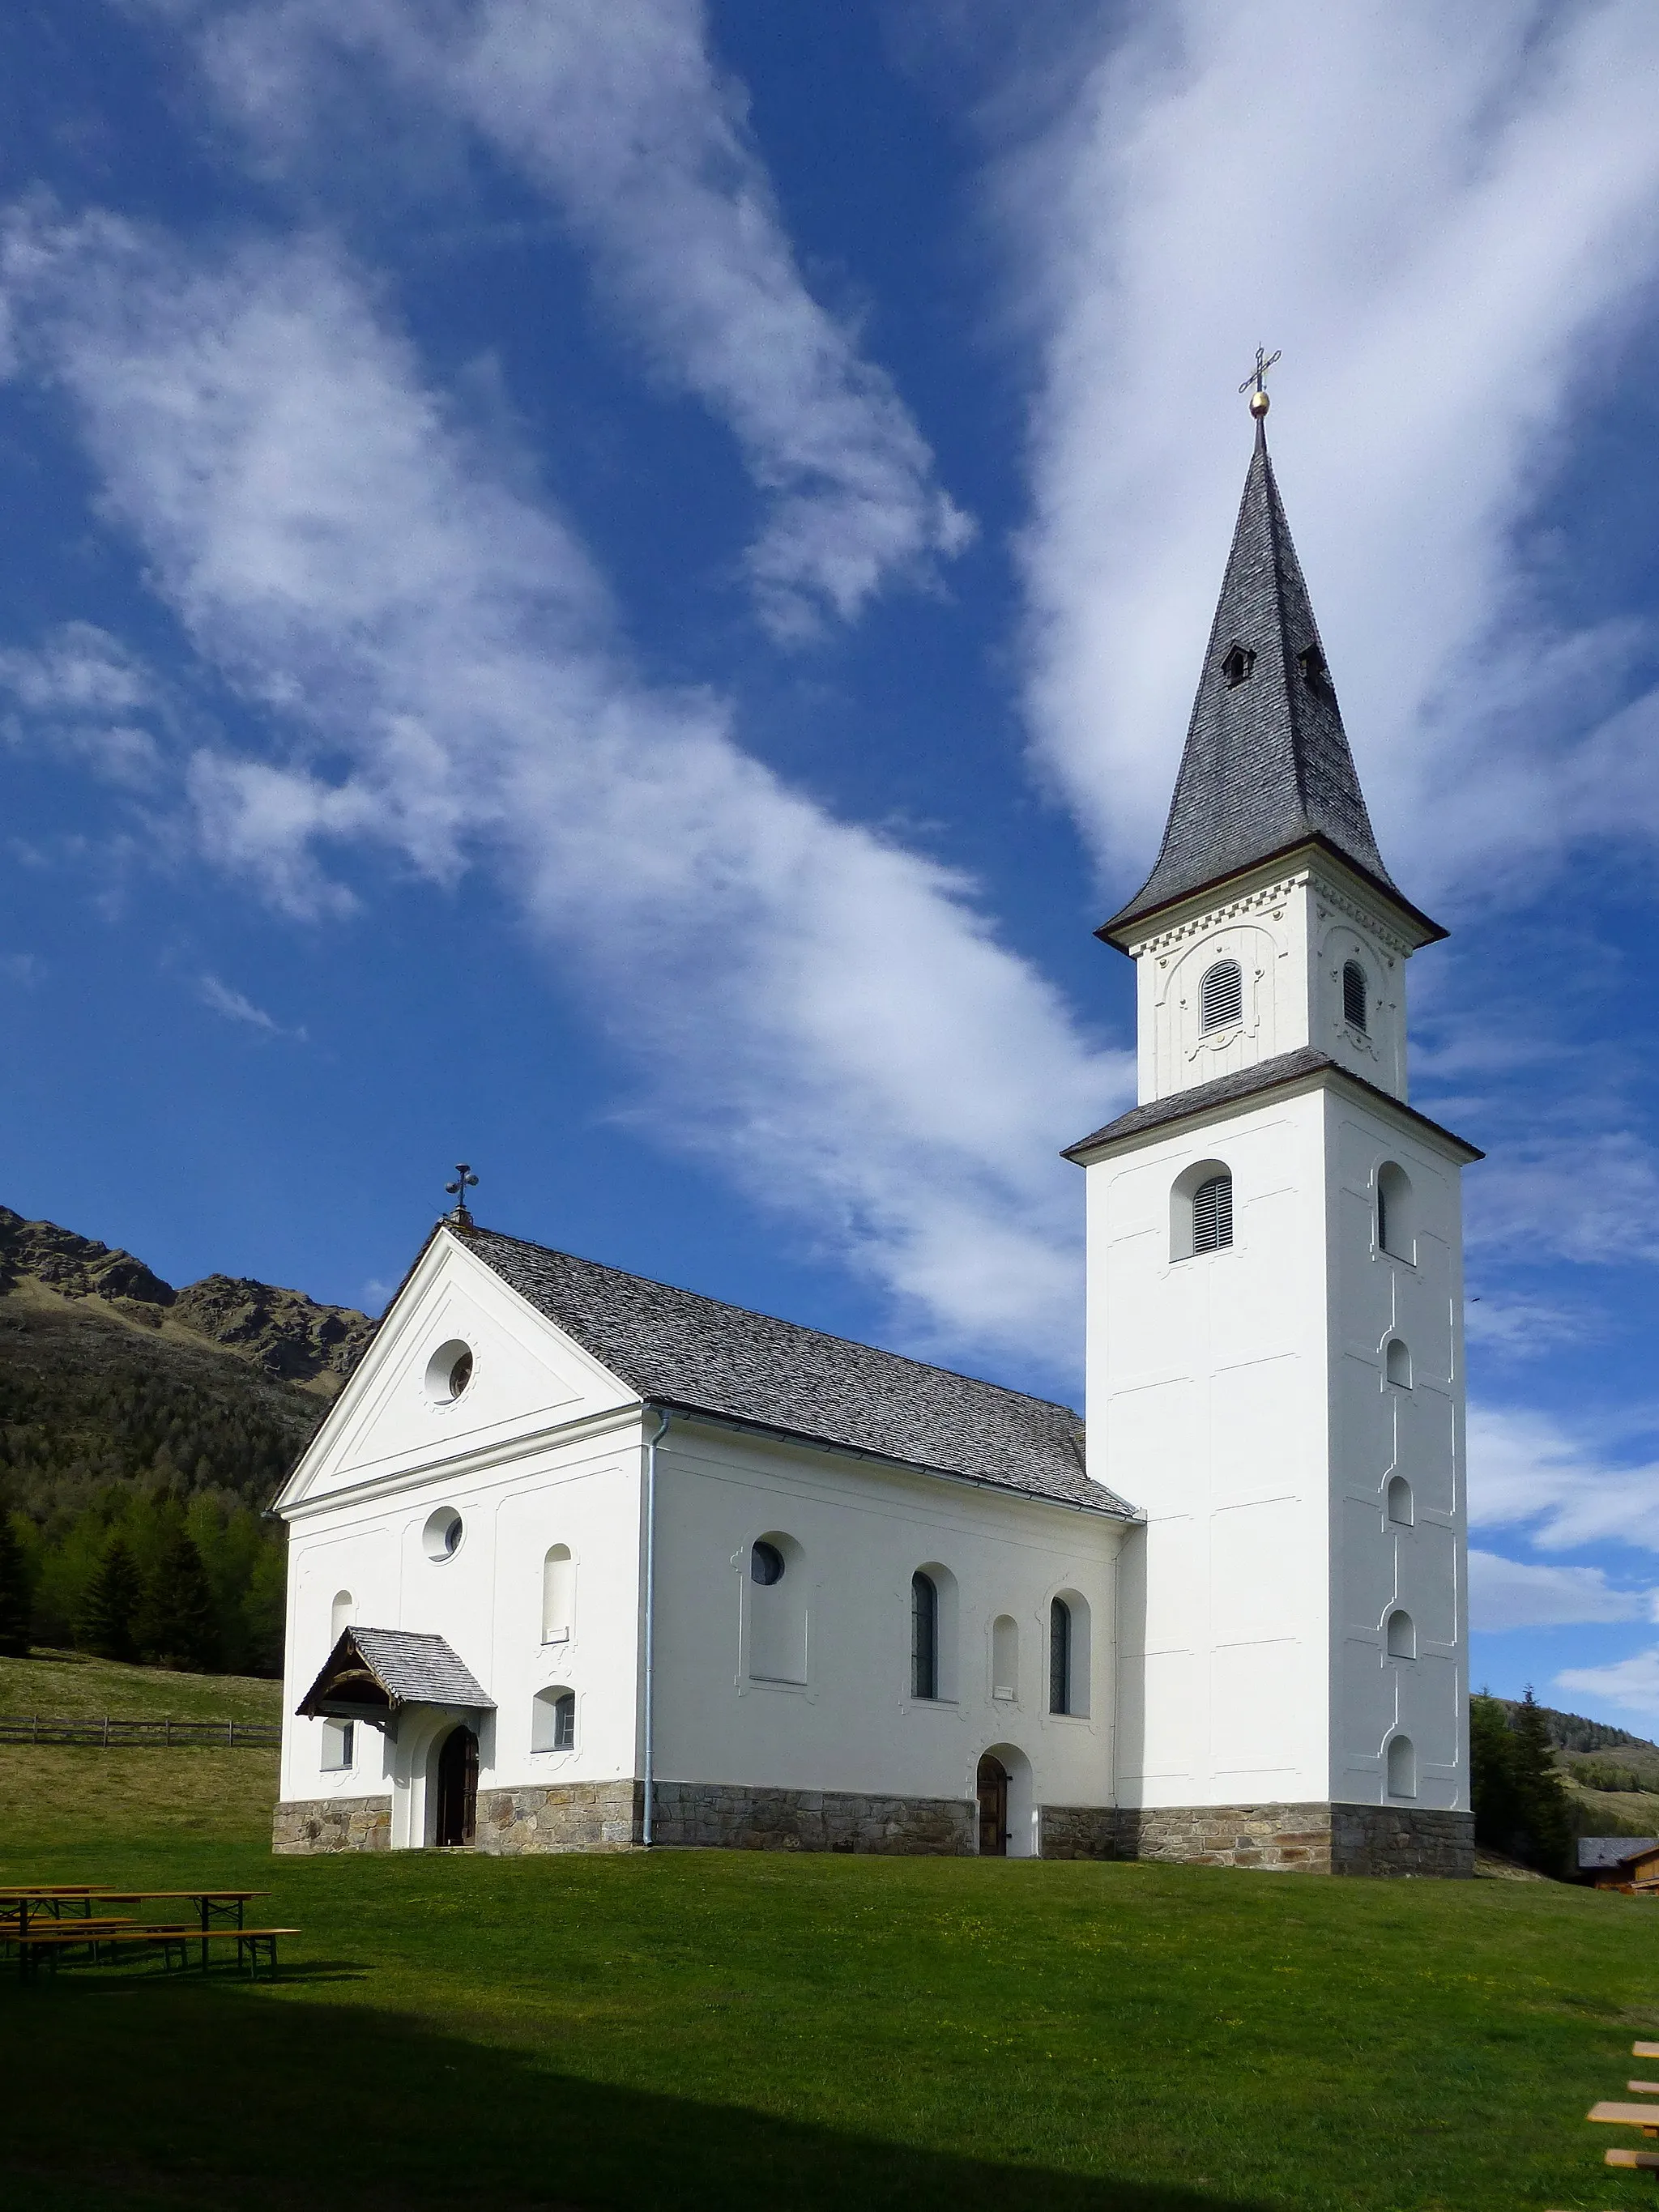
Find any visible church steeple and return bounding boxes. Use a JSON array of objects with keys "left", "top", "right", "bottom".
[{"left": 1100, "top": 407, "right": 1441, "bottom": 948}]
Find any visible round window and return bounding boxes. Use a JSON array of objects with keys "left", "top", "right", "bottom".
[
  {"left": 750, "top": 1540, "right": 785, "bottom": 1586},
  {"left": 424, "top": 1338, "right": 475, "bottom": 1404},
  {"left": 423, "top": 1507, "right": 463, "bottom": 1561}
]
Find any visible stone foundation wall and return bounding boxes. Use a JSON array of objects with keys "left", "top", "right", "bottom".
[
  {"left": 478, "top": 1780, "right": 642, "bottom": 1854},
  {"left": 1330, "top": 1804, "right": 1474, "bottom": 1877},
  {"left": 647, "top": 1780, "right": 975, "bottom": 1855},
  {"left": 1120, "top": 1801, "right": 1473, "bottom": 1877},
  {"left": 272, "top": 1795, "right": 391, "bottom": 1855},
  {"left": 1038, "top": 1805, "right": 1121, "bottom": 1860}
]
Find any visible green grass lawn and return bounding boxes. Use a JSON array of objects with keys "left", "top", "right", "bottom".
[{"left": 3, "top": 1722, "right": 1657, "bottom": 2212}]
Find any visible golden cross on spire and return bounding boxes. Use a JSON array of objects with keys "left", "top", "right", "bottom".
[{"left": 1239, "top": 346, "right": 1281, "bottom": 419}]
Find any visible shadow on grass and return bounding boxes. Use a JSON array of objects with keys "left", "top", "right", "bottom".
[{"left": 0, "top": 1977, "right": 1272, "bottom": 2212}]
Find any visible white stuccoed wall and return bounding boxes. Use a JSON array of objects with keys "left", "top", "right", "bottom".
[
  {"left": 1087, "top": 1076, "right": 1469, "bottom": 1813},
  {"left": 277, "top": 1230, "right": 1125, "bottom": 1850},
  {"left": 651, "top": 1420, "right": 1121, "bottom": 1852},
  {"left": 1132, "top": 852, "right": 1420, "bottom": 1106}
]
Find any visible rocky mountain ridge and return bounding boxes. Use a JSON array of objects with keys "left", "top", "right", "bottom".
[{"left": 0, "top": 1205, "right": 375, "bottom": 1393}]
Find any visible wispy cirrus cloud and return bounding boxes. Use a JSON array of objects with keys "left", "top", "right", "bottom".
[
  {"left": 163, "top": 0, "right": 971, "bottom": 638},
  {"left": 1469, "top": 1400, "right": 1659, "bottom": 1556},
  {"left": 0, "top": 207, "right": 1124, "bottom": 1371},
  {"left": 0, "top": 620, "right": 165, "bottom": 786},
  {"left": 198, "top": 973, "right": 301, "bottom": 1038},
  {"left": 1466, "top": 1128, "right": 1659, "bottom": 1271},
  {"left": 993, "top": 0, "right": 1659, "bottom": 909},
  {"left": 1469, "top": 1547, "right": 1657, "bottom": 1634}
]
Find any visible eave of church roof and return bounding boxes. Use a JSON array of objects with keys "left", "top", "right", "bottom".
[
  {"left": 1099, "top": 421, "right": 1444, "bottom": 948},
  {"left": 455, "top": 1225, "right": 1135, "bottom": 1520},
  {"left": 1061, "top": 1044, "right": 1483, "bottom": 1164}
]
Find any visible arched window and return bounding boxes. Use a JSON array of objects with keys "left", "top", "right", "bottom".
[
  {"left": 1376, "top": 1162, "right": 1414, "bottom": 1263},
  {"left": 541, "top": 1545, "right": 574, "bottom": 1644},
  {"left": 1342, "top": 959, "right": 1367, "bottom": 1032},
  {"left": 911, "top": 1572, "right": 939, "bottom": 1700},
  {"left": 991, "top": 1614, "right": 1018, "bottom": 1701},
  {"left": 1386, "top": 1476, "right": 1414, "bottom": 1527},
  {"left": 1386, "top": 1733, "right": 1417, "bottom": 1799},
  {"left": 531, "top": 1687, "right": 576, "bottom": 1753},
  {"left": 748, "top": 1532, "right": 806, "bottom": 1686},
  {"left": 1200, "top": 959, "right": 1243, "bottom": 1033},
  {"left": 1049, "top": 1598, "right": 1073, "bottom": 1715},
  {"left": 1385, "top": 1338, "right": 1413, "bottom": 1390},
  {"left": 1386, "top": 1608, "right": 1416, "bottom": 1660},
  {"left": 330, "top": 1589, "right": 353, "bottom": 1641},
  {"left": 1193, "top": 1173, "right": 1234, "bottom": 1254}
]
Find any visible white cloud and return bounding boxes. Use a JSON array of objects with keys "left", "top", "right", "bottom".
[
  {"left": 198, "top": 973, "right": 297, "bottom": 1036},
  {"left": 1557, "top": 1647, "right": 1659, "bottom": 1733},
  {"left": 176, "top": 0, "right": 970, "bottom": 637},
  {"left": 0, "top": 620, "right": 164, "bottom": 786},
  {"left": 1463, "top": 1291, "right": 1587, "bottom": 1358},
  {"left": 1469, "top": 1400, "right": 1659, "bottom": 1555},
  {"left": 0, "top": 208, "right": 1126, "bottom": 1370},
  {"left": 1465, "top": 1128, "right": 1659, "bottom": 1269},
  {"left": 1469, "top": 1547, "right": 1655, "bottom": 1633},
  {"left": 996, "top": 1, "right": 1659, "bottom": 906}
]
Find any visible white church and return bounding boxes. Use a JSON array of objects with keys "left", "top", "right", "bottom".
[{"left": 274, "top": 398, "right": 1478, "bottom": 1877}]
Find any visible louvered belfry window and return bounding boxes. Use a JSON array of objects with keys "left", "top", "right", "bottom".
[
  {"left": 1200, "top": 959, "right": 1243, "bottom": 1033},
  {"left": 1192, "top": 1172, "right": 1233, "bottom": 1254},
  {"left": 1342, "top": 959, "right": 1367, "bottom": 1032}
]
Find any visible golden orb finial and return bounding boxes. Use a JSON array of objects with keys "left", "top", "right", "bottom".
[{"left": 1239, "top": 345, "right": 1281, "bottom": 420}]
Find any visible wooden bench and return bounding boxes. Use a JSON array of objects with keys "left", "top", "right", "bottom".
[
  {"left": 1606, "top": 2147, "right": 1659, "bottom": 2172},
  {"left": 1586, "top": 2101, "right": 1659, "bottom": 2136},
  {"left": 15, "top": 1925, "right": 297, "bottom": 1980}
]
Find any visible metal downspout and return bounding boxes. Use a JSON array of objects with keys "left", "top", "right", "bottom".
[{"left": 642, "top": 1404, "right": 671, "bottom": 1846}]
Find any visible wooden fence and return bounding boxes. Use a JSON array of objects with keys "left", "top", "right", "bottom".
[{"left": 0, "top": 1715, "right": 281, "bottom": 1748}]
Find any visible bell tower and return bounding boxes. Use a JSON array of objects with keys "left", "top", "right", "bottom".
[{"left": 1068, "top": 375, "right": 1479, "bottom": 1876}]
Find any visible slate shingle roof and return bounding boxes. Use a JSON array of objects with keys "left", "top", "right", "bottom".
[
  {"left": 1102, "top": 423, "right": 1440, "bottom": 945},
  {"left": 460, "top": 1226, "right": 1134, "bottom": 1519},
  {"left": 297, "top": 1626, "right": 495, "bottom": 1716},
  {"left": 1061, "top": 1046, "right": 1483, "bottom": 1162},
  {"left": 1577, "top": 1836, "right": 1657, "bottom": 1873}
]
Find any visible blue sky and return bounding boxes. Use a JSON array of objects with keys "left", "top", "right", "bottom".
[{"left": 2, "top": 1, "right": 1657, "bottom": 1725}]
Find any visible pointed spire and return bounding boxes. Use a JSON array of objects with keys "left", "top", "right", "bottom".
[{"left": 1101, "top": 403, "right": 1439, "bottom": 946}]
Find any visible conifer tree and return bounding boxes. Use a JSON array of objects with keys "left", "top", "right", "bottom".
[
  {"left": 79, "top": 1533, "right": 143, "bottom": 1663},
  {"left": 135, "top": 1527, "right": 221, "bottom": 1673},
  {"left": 0, "top": 1502, "right": 31, "bottom": 1657},
  {"left": 1469, "top": 1689, "right": 1520, "bottom": 1852},
  {"left": 1508, "top": 1687, "right": 1574, "bottom": 1877}
]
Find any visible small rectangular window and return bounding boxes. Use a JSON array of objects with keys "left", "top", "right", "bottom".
[{"left": 320, "top": 1718, "right": 355, "bottom": 1772}]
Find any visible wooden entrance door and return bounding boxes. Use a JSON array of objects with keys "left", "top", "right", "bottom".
[
  {"left": 976, "top": 1753, "right": 1009, "bottom": 1857},
  {"left": 434, "top": 1725, "right": 479, "bottom": 1847}
]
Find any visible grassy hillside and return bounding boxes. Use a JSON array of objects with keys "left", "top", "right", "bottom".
[
  {"left": 0, "top": 1200, "right": 377, "bottom": 1669},
  {"left": 0, "top": 1646, "right": 284, "bottom": 1724},
  {"left": 2, "top": 1716, "right": 1659, "bottom": 2212},
  {"left": 1506, "top": 1700, "right": 1659, "bottom": 1841}
]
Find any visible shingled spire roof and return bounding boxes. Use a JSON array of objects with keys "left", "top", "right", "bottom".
[{"left": 1100, "top": 418, "right": 1441, "bottom": 946}]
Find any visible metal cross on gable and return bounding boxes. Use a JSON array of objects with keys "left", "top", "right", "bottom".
[
  {"left": 1239, "top": 346, "right": 1282, "bottom": 416},
  {"left": 445, "top": 1163, "right": 479, "bottom": 1222}
]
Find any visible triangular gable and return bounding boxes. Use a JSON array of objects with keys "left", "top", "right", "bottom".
[{"left": 276, "top": 1225, "right": 638, "bottom": 1510}]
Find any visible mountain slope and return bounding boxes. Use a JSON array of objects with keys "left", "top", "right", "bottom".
[{"left": 0, "top": 1204, "right": 374, "bottom": 1390}]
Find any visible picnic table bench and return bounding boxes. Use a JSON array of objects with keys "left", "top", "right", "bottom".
[
  {"left": 1, "top": 1886, "right": 264, "bottom": 1937},
  {"left": 15, "top": 1924, "right": 297, "bottom": 1980}
]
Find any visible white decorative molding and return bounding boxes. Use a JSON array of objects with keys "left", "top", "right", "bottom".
[
  {"left": 1308, "top": 870, "right": 1414, "bottom": 960},
  {"left": 1139, "top": 875, "right": 1304, "bottom": 960}
]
